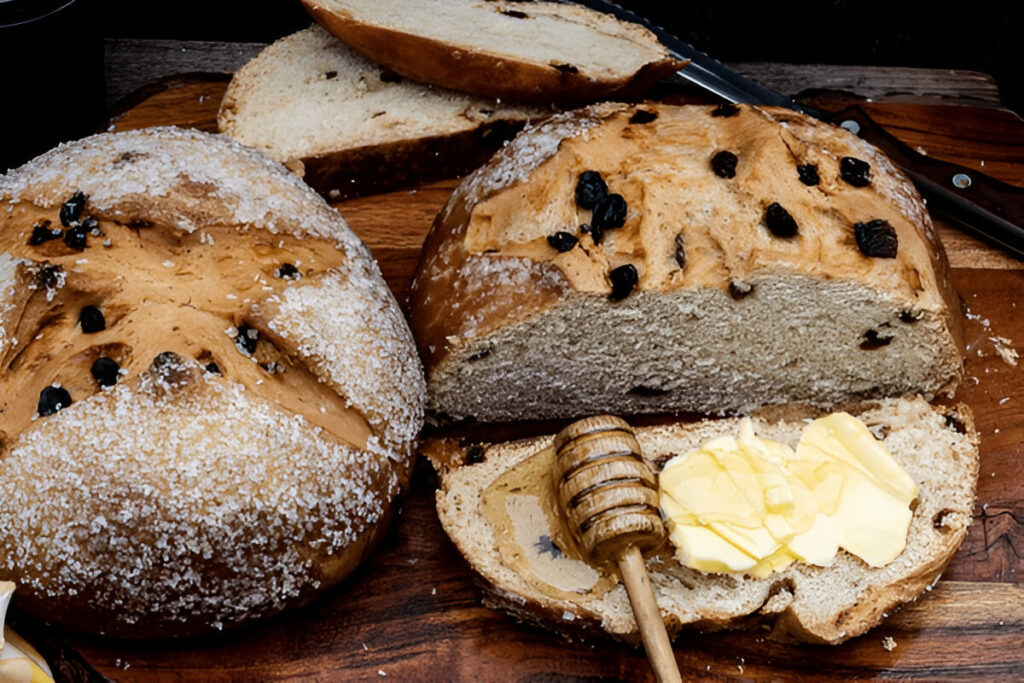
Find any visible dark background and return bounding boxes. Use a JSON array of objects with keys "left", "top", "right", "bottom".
[
  {"left": 98, "top": 0, "right": 1024, "bottom": 115},
  {"left": 2, "top": 0, "right": 1022, "bottom": 171}
]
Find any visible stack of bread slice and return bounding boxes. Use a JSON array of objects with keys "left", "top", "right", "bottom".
[{"left": 218, "top": 0, "right": 681, "bottom": 197}]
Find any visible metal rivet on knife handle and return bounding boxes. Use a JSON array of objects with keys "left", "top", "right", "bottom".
[{"left": 953, "top": 173, "right": 973, "bottom": 189}]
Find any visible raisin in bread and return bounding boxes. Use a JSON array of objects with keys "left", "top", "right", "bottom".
[
  {"left": 218, "top": 25, "right": 549, "bottom": 199},
  {"left": 0, "top": 127, "right": 425, "bottom": 637},
  {"left": 409, "top": 103, "right": 965, "bottom": 423},
  {"left": 300, "top": 0, "right": 683, "bottom": 104},
  {"left": 427, "top": 398, "right": 979, "bottom": 644}
]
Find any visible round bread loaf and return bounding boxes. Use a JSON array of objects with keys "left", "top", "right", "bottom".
[
  {"left": 0, "top": 127, "right": 425, "bottom": 637},
  {"left": 410, "top": 103, "right": 965, "bottom": 422}
]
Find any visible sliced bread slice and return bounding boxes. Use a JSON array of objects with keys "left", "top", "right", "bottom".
[
  {"left": 217, "top": 26, "right": 549, "bottom": 198},
  {"left": 300, "top": 0, "right": 684, "bottom": 104},
  {"left": 428, "top": 397, "right": 979, "bottom": 644}
]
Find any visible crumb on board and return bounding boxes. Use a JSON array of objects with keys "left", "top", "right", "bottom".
[
  {"left": 990, "top": 336, "right": 1019, "bottom": 366},
  {"left": 882, "top": 636, "right": 897, "bottom": 651}
]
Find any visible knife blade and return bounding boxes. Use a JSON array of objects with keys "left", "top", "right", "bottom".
[{"left": 575, "top": 0, "right": 1024, "bottom": 259}]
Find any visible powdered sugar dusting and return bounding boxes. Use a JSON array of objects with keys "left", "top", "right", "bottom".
[
  {"left": 0, "top": 364, "right": 397, "bottom": 633},
  {"left": 0, "top": 253, "right": 24, "bottom": 355},
  {"left": 1, "top": 127, "right": 361, "bottom": 251},
  {"left": 266, "top": 269, "right": 425, "bottom": 457},
  {"left": 451, "top": 102, "right": 622, "bottom": 213}
]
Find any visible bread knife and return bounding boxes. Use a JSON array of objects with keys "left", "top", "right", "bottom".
[{"left": 575, "top": 0, "right": 1024, "bottom": 259}]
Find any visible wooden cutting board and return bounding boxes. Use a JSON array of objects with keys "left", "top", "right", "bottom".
[{"left": 35, "top": 77, "right": 1024, "bottom": 680}]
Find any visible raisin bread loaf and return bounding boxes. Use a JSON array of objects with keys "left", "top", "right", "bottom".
[
  {"left": 0, "top": 128, "right": 425, "bottom": 637},
  {"left": 300, "top": 0, "right": 684, "bottom": 104},
  {"left": 428, "top": 398, "right": 979, "bottom": 644},
  {"left": 409, "top": 103, "right": 965, "bottom": 423},
  {"left": 218, "top": 25, "right": 549, "bottom": 199}
]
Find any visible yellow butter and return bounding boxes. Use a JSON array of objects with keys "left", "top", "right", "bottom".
[
  {"left": 1, "top": 583, "right": 54, "bottom": 683},
  {"left": 659, "top": 413, "right": 919, "bottom": 578}
]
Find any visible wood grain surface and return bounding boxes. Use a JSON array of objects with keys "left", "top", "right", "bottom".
[{"left": 29, "top": 72, "right": 1024, "bottom": 680}]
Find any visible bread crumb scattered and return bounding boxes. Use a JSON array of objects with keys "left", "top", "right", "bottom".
[
  {"left": 882, "top": 636, "right": 897, "bottom": 651},
  {"left": 990, "top": 336, "right": 1018, "bottom": 366},
  {"left": 378, "top": 670, "right": 387, "bottom": 677}
]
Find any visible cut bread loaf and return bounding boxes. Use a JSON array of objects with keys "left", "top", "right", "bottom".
[
  {"left": 300, "top": 0, "right": 684, "bottom": 104},
  {"left": 428, "top": 397, "right": 979, "bottom": 644},
  {"left": 409, "top": 103, "right": 965, "bottom": 423},
  {"left": 218, "top": 26, "right": 548, "bottom": 198},
  {"left": 0, "top": 127, "right": 425, "bottom": 637}
]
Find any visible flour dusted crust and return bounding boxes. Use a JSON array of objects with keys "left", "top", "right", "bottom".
[
  {"left": 0, "top": 128, "right": 425, "bottom": 637},
  {"left": 410, "top": 103, "right": 965, "bottom": 421},
  {"left": 301, "top": 0, "right": 684, "bottom": 104},
  {"left": 430, "top": 398, "right": 979, "bottom": 644}
]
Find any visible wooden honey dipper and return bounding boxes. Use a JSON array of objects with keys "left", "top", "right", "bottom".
[{"left": 552, "top": 415, "right": 681, "bottom": 683}]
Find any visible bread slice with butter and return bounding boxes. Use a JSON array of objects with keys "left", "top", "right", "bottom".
[
  {"left": 426, "top": 397, "right": 978, "bottom": 644},
  {"left": 218, "top": 25, "right": 549, "bottom": 199}
]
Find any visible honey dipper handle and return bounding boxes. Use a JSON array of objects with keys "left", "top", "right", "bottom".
[{"left": 617, "top": 546, "right": 682, "bottom": 683}]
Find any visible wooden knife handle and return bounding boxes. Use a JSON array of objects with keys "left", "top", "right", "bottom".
[{"left": 824, "top": 105, "right": 1024, "bottom": 259}]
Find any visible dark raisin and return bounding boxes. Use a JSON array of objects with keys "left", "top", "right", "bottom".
[
  {"left": 591, "top": 193, "right": 627, "bottom": 231},
  {"left": 608, "top": 264, "right": 639, "bottom": 301},
  {"left": 379, "top": 70, "right": 402, "bottom": 83},
  {"left": 653, "top": 453, "right": 678, "bottom": 470},
  {"left": 323, "top": 70, "right": 338, "bottom": 80},
  {"left": 932, "top": 508, "right": 956, "bottom": 530},
  {"left": 728, "top": 280, "right": 754, "bottom": 300},
  {"left": 235, "top": 324, "right": 259, "bottom": 355},
  {"left": 547, "top": 231, "right": 578, "bottom": 253},
  {"left": 553, "top": 63, "right": 578, "bottom": 74},
  {"left": 764, "top": 202, "right": 798, "bottom": 238},
  {"left": 533, "top": 535, "right": 563, "bottom": 559},
  {"left": 63, "top": 225, "right": 88, "bottom": 250},
  {"left": 944, "top": 410, "right": 968, "bottom": 434},
  {"left": 575, "top": 171, "right": 607, "bottom": 209},
  {"left": 899, "top": 309, "right": 921, "bottom": 323},
  {"left": 91, "top": 357, "right": 120, "bottom": 387},
  {"left": 276, "top": 263, "right": 300, "bottom": 279},
  {"left": 711, "top": 103, "right": 740, "bottom": 118},
  {"left": 860, "top": 329, "right": 894, "bottom": 349},
  {"left": 150, "top": 351, "right": 191, "bottom": 387},
  {"left": 59, "top": 192, "right": 87, "bottom": 227},
  {"left": 79, "top": 305, "right": 106, "bottom": 333},
  {"left": 38, "top": 385, "right": 72, "bottom": 416},
  {"left": 466, "top": 444, "right": 485, "bottom": 464},
  {"left": 501, "top": 9, "right": 528, "bottom": 18},
  {"left": 205, "top": 362, "right": 221, "bottom": 375},
  {"left": 855, "top": 219, "right": 898, "bottom": 258},
  {"left": 674, "top": 233, "right": 686, "bottom": 270},
  {"left": 797, "top": 164, "right": 820, "bottom": 186},
  {"left": 467, "top": 347, "right": 492, "bottom": 361},
  {"left": 840, "top": 156, "right": 872, "bottom": 187},
  {"left": 711, "top": 150, "right": 738, "bottom": 179},
  {"left": 29, "top": 221, "right": 62, "bottom": 245},
  {"left": 628, "top": 385, "right": 670, "bottom": 397},
  {"left": 629, "top": 110, "right": 658, "bottom": 124},
  {"left": 35, "top": 264, "right": 62, "bottom": 289},
  {"left": 81, "top": 216, "right": 100, "bottom": 235},
  {"left": 579, "top": 223, "right": 604, "bottom": 245}
]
